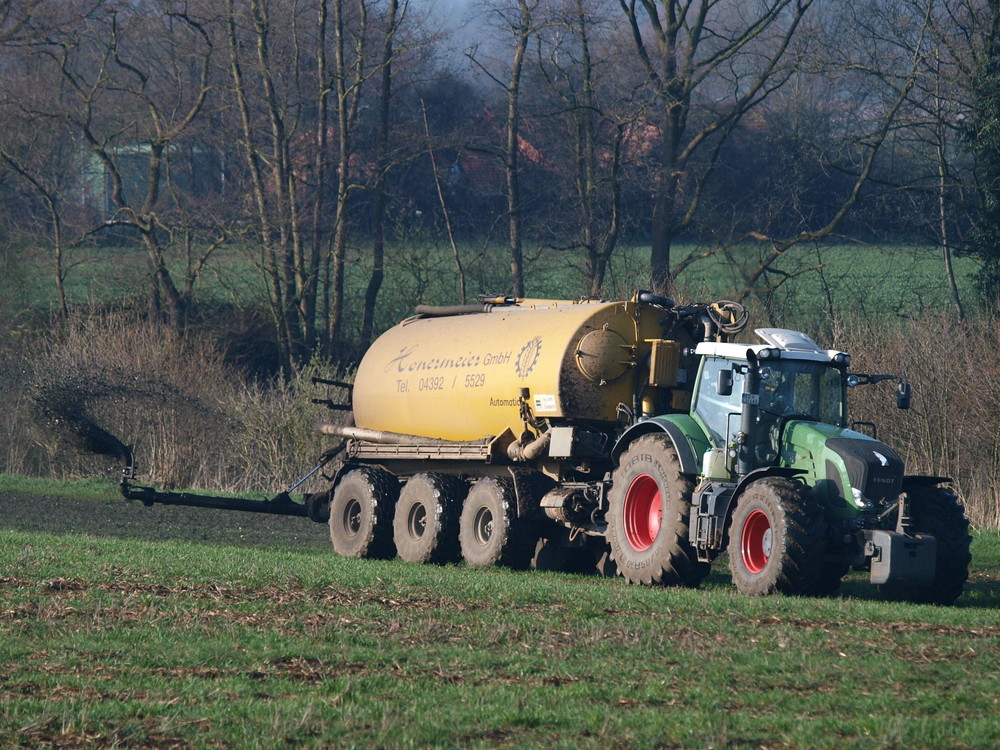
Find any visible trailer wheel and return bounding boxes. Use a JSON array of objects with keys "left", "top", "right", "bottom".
[
  {"left": 459, "top": 476, "right": 534, "bottom": 569},
  {"left": 393, "top": 473, "right": 466, "bottom": 564},
  {"left": 878, "top": 486, "right": 971, "bottom": 605},
  {"left": 607, "top": 434, "right": 708, "bottom": 586},
  {"left": 329, "top": 467, "right": 398, "bottom": 559},
  {"left": 727, "top": 476, "right": 826, "bottom": 596}
]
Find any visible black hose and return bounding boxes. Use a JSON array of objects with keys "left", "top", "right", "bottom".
[{"left": 636, "top": 290, "right": 676, "bottom": 309}]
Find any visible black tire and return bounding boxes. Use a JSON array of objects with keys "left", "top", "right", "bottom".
[
  {"left": 393, "top": 473, "right": 466, "bottom": 564},
  {"left": 531, "top": 538, "right": 570, "bottom": 572},
  {"left": 329, "top": 467, "right": 398, "bottom": 559},
  {"left": 458, "top": 476, "right": 535, "bottom": 569},
  {"left": 878, "top": 486, "right": 971, "bottom": 605},
  {"left": 606, "top": 434, "right": 709, "bottom": 586},
  {"left": 809, "top": 561, "right": 850, "bottom": 598},
  {"left": 727, "top": 476, "right": 827, "bottom": 596}
]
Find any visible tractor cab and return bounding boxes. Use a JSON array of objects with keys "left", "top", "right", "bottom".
[{"left": 691, "top": 328, "right": 852, "bottom": 478}]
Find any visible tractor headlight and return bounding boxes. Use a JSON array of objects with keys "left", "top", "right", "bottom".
[
  {"left": 852, "top": 487, "right": 872, "bottom": 509},
  {"left": 757, "top": 348, "right": 781, "bottom": 360},
  {"left": 846, "top": 374, "right": 860, "bottom": 387},
  {"left": 833, "top": 352, "right": 851, "bottom": 367}
]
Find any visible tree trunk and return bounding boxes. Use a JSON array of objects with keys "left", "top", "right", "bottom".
[
  {"left": 620, "top": 0, "right": 812, "bottom": 294},
  {"left": 505, "top": 0, "right": 530, "bottom": 298},
  {"left": 938, "top": 130, "right": 964, "bottom": 320},
  {"left": 361, "top": 0, "right": 399, "bottom": 350},
  {"left": 226, "top": 0, "right": 292, "bottom": 371},
  {"left": 307, "top": 0, "right": 330, "bottom": 356},
  {"left": 326, "top": 0, "right": 367, "bottom": 356}
]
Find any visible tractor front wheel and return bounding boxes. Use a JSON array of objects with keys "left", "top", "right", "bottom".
[
  {"left": 728, "top": 476, "right": 827, "bottom": 596},
  {"left": 878, "top": 486, "right": 971, "bottom": 605}
]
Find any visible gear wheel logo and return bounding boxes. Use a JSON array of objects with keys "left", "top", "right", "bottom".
[{"left": 515, "top": 336, "right": 542, "bottom": 378}]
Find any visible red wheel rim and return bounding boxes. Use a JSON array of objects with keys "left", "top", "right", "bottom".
[
  {"left": 623, "top": 474, "right": 662, "bottom": 551},
  {"left": 740, "top": 509, "right": 772, "bottom": 574}
]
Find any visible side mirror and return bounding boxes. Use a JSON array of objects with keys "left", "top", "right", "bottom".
[
  {"left": 897, "top": 381, "right": 911, "bottom": 410},
  {"left": 718, "top": 368, "right": 733, "bottom": 396}
]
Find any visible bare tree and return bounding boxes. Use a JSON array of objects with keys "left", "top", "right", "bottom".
[
  {"left": 619, "top": 0, "right": 814, "bottom": 293},
  {"left": 1, "top": 1, "right": 216, "bottom": 329},
  {"left": 469, "top": 0, "right": 544, "bottom": 297},
  {"left": 420, "top": 95, "right": 468, "bottom": 303},
  {"left": 534, "top": 0, "right": 626, "bottom": 297},
  {"left": 925, "top": 44, "right": 968, "bottom": 320},
  {"left": 0, "top": 142, "right": 71, "bottom": 316},
  {"left": 325, "top": 0, "right": 370, "bottom": 353},
  {"left": 360, "top": 0, "right": 403, "bottom": 350},
  {"left": 922, "top": 0, "right": 1000, "bottom": 308},
  {"left": 0, "top": 3, "right": 79, "bottom": 318},
  {"left": 226, "top": 0, "right": 319, "bottom": 368},
  {"left": 225, "top": 0, "right": 432, "bottom": 363},
  {"left": 830, "top": 0, "right": 975, "bottom": 320}
]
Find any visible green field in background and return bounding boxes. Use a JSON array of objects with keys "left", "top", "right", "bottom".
[{"left": 4, "top": 240, "right": 978, "bottom": 339}]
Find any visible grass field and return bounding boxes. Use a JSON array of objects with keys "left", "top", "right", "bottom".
[
  {"left": 4, "top": 239, "right": 978, "bottom": 338},
  {"left": 1, "top": 476, "right": 998, "bottom": 749}
]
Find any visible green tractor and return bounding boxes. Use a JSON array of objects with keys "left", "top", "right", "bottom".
[{"left": 607, "top": 327, "right": 971, "bottom": 604}]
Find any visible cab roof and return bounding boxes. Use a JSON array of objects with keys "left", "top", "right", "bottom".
[{"left": 695, "top": 327, "right": 848, "bottom": 363}]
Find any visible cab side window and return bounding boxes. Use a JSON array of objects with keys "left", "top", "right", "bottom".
[{"left": 694, "top": 358, "right": 743, "bottom": 448}]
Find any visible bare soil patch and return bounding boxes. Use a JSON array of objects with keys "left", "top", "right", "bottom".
[{"left": 0, "top": 490, "right": 329, "bottom": 549}]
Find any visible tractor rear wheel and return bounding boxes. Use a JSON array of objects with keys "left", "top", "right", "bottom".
[
  {"left": 606, "top": 434, "right": 708, "bottom": 586},
  {"left": 458, "top": 476, "right": 534, "bottom": 569},
  {"left": 728, "top": 476, "right": 827, "bottom": 596},
  {"left": 878, "top": 486, "right": 971, "bottom": 605},
  {"left": 329, "top": 467, "right": 398, "bottom": 558},
  {"left": 393, "top": 473, "right": 466, "bottom": 564}
]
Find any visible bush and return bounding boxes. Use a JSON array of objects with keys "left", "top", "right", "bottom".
[
  {"left": 833, "top": 311, "right": 1000, "bottom": 529},
  {"left": 2, "top": 311, "right": 349, "bottom": 494}
]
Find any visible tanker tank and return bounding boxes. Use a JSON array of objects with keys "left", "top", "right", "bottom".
[{"left": 351, "top": 296, "right": 684, "bottom": 442}]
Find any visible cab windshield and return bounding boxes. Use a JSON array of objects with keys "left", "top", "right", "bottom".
[{"left": 758, "top": 359, "right": 845, "bottom": 427}]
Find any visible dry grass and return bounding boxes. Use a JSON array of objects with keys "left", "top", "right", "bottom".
[
  {"left": 1, "top": 311, "right": 349, "bottom": 494},
  {"left": 833, "top": 311, "right": 1000, "bottom": 529}
]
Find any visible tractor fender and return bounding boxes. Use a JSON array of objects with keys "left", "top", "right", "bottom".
[
  {"left": 611, "top": 416, "right": 706, "bottom": 475},
  {"left": 719, "top": 467, "right": 808, "bottom": 530},
  {"left": 733, "top": 467, "right": 805, "bottom": 501},
  {"left": 901, "top": 475, "right": 952, "bottom": 492}
]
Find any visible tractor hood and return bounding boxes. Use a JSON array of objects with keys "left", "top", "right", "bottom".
[{"left": 780, "top": 421, "right": 904, "bottom": 517}]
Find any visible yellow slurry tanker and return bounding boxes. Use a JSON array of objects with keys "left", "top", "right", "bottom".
[{"left": 123, "top": 291, "right": 971, "bottom": 602}]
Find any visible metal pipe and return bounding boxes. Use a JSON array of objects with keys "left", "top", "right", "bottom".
[
  {"left": 122, "top": 483, "right": 309, "bottom": 517},
  {"left": 317, "top": 422, "right": 484, "bottom": 447},
  {"left": 506, "top": 431, "right": 551, "bottom": 462},
  {"left": 413, "top": 304, "right": 493, "bottom": 318}
]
